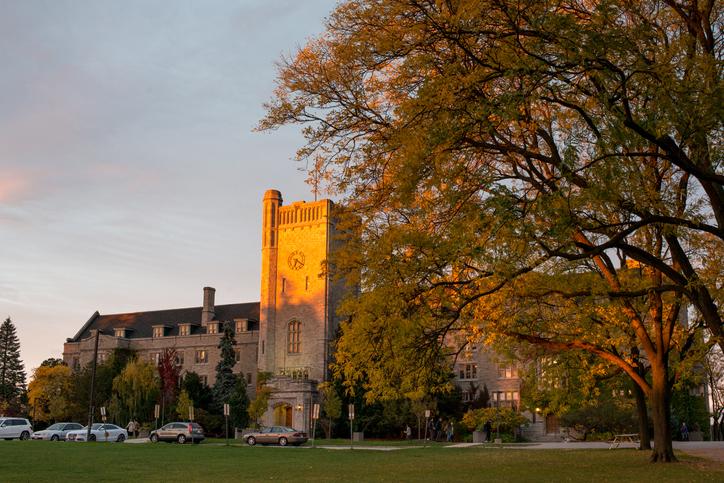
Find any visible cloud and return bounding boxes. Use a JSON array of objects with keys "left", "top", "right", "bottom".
[{"left": 0, "top": 169, "right": 37, "bottom": 203}]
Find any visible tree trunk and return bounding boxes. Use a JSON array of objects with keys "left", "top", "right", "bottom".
[
  {"left": 634, "top": 381, "right": 651, "bottom": 450},
  {"left": 649, "top": 360, "right": 675, "bottom": 462}
]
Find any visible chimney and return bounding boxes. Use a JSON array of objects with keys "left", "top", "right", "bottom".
[{"left": 202, "top": 286, "right": 216, "bottom": 324}]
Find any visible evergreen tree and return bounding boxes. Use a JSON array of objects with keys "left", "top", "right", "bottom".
[
  {"left": 228, "top": 377, "right": 250, "bottom": 429},
  {"left": 212, "top": 321, "right": 238, "bottom": 412},
  {"left": 0, "top": 317, "right": 26, "bottom": 414},
  {"left": 181, "top": 372, "right": 212, "bottom": 410}
]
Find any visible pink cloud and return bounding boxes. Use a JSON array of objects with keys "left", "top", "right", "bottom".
[{"left": 0, "top": 170, "right": 34, "bottom": 203}]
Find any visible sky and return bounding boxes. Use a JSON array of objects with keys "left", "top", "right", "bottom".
[{"left": 0, "top": 0, "right": 337, "bottom": 374}]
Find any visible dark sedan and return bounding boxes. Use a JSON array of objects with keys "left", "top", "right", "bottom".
[{"left": 245, "top": 426, "right": 307, "bottom": 446}]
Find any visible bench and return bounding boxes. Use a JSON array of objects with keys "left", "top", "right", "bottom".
[{"left": 609, "top": 433, "right": 640, "bottom": 449}]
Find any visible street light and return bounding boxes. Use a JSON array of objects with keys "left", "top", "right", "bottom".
[{"left": 86, "top": 329, "right": 102, "bottom": 442}]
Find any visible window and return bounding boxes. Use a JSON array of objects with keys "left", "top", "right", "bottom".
[
  {"left": 497, "top": 363, "right": 519, "bottom": 379},
  {"left": 195, "top": 350, "right": 208, "bottom": 364},
  {"left": 305, "top": 276, "right": 309, "bottom": 291},
  {"left": 207, "top": 323, "right": 218, "bottom": 335},
  {"left": 282, "top": 278, "right": 286, "bottom": 293},
  {"left": 150, "top": 352, "right": 161, "bottom": 365},
  {"left": 175, "top": 352, "right": 184, "bottom": 366},
  {"left": 152, "top": 326, "right": 165, "bottom": 338},
  {"left": 179, "top": 324, "right": 190, "bottom": 336},
  {"left": 98, "top": 352, "right": 108, "bottom": 364},
  {"left": 114, "top": 328, "right": 126, "bottom": 338},
  {"left": 235, "top": 349, "right": 241, "bottom": 363},
  {"left": 492, "top": 391, "right": 520, "bottom": 406},
  {"left": 288, "top": 320, "right": 301, "bottom": 353},
  {"left": 462, "top": 391, "right": 472, "bottom": 402},
  {"left": 459, "top": 363, "right": 477, "bottom": 380},
  {"left": 235, "top": 320, "right": 246, "bottom": 333},
  {"left": 72, "top": 357, "right": 80, "bottom": 370},
  {"left": 246, "top": 373, "right": 252, "bottom": 384},
  {"left": 200, "top": 375, "right": 208, "bottom": 386}
]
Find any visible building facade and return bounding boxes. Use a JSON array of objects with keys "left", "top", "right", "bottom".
[{"left": 63, "top": 189, "right": 345, "bottom": 432}]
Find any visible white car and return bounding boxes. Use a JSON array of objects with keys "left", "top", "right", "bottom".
[
  {"left": 31, "top": 422, "right": 84, "bottom": 441},
  {"left": 0, "top": 417, "right": 33, "bottom": 440},
  {"left": 66, "top": 423, "right": 128, "bottom": 442}
]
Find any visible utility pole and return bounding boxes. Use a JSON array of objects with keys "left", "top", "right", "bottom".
[{"left": 86, "top": 329, "right": 101, "bottom": 442}]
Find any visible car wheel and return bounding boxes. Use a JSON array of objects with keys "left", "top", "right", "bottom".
[
  {"left": 117, "top": 434, "right": 126, "bottom": 442},
  {"left": 279, "top": 437, "right": 288, "bottom": 447},
  {"left": 177, "top": 434, "right": 187, "bottom": 444},
  {"left": 20, "top": 431, "right": 30, "bottom": 441},
  {"left": 51, "top": 434, "right": 60, "bottom": 441},
  {"left": 89, "top": 434, "right": 96, "bottom": 442},
  {"left": 150, "top": 434, "right": 159, "bottom": 443},
  {"left": 247, "top": 436, "right": 256, "bottom": 446}
]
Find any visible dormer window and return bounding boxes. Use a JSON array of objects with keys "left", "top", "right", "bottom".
[
  {"left": 206, "top": 323, "right": 218, "bottom": 335},
  {"left": 114, "top": 328, "right": 126, "bottom": 338},
  {"left": 235, "top": 319, "right": 247, "bottom": 333},
  {"left": 152, "top": 326, "right": 168, "bottom": 338},
  {"left": 179, "top": 324, "right": 191, "bottom": 336}
]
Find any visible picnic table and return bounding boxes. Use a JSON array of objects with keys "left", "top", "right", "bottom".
[{"left": 609, "top": 433, "right": 640, "bottom": 449}]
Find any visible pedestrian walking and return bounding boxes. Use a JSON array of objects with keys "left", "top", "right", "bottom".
[{"left": 680, "top": 422, "right": 689, "bottom": 441}]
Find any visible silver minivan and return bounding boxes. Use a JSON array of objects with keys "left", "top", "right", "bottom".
[{"left": 0, "top": 417, "right": 33, "bottom": 440}]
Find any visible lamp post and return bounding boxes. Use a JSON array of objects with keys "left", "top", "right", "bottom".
[
  {"left": 348, "top": 404, "right": 355, "bottom": 449},
  {"left": 86, "top": 329, "right": 101, "bottom": 442}
]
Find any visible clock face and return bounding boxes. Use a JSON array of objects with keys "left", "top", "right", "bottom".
[{"left": 288, "top": 250, "right": 305, "bottom": 270}]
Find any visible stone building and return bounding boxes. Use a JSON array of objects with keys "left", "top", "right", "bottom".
[
  {"left": 63, "top": 189, "right": 344, "bottom": 432},
  {"left": 63, "top": 188, "right": 522, "bottom": 433}
]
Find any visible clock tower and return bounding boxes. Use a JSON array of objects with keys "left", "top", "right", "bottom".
[{"left": 259, "top": 189, "right": 342, "bottom": 416}]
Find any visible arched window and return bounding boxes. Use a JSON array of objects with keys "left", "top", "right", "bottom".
[{"left": 288, "top": 320, "right": 301, "bottom": 353}]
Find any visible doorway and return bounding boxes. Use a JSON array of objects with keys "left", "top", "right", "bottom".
[{"left": 273, "top": 404, "right": 293, "bottom": 427}]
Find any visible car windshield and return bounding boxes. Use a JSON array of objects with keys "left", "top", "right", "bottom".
[{"left": 46, "top": 423, "right": 63, "bottom": 430}]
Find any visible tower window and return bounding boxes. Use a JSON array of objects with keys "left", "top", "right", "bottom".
[
  {"left": 305, "top": 276, "right": 309, "bottom": 291},
  {"left": 288, "top": 320, "right": 301, "bottom": 353},
  {"left": 282, "top": 278, "right": 286, "bottom": 293}
]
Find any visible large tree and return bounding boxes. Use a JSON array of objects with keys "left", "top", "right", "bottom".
[
  {"left": 0, "top": 317, "right": 26, "bottom": 414},
  {"left": 112, "top": 358, "right": 159, "bottom": 422},
  {"left": 212, "top": 321, "right": 239, "bottom": 411},
  {"left": 261, "top": 0, "right": 722, "bottom": 462},
  {"left": 157, "top": 348, "right": 181, "bottom": 424},
  {"left": 27, "top": 363, "right": 73, "bottom": 423}
]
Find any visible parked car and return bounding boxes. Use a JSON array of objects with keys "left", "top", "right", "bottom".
[
  {"left": 244, "top": 426, "right": 308, "bottom": 446},
  {"left": 65, "top": 423, "right": 127, "bottom": 442},
  {"left": 31, "top": 422, "right": 84, "bottom": 441},
  {"left": 149, "top": 422, "right": 205, "bottom": 444},
  {"left": 0, "top": 417, "right": 33, "bottom": 440}
]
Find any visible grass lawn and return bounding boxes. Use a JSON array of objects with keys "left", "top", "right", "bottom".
[{"left": 0, "top": 441, "right": 721, "bottom": 482}]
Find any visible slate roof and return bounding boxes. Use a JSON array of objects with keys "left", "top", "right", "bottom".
[{"left": 68, "top": 302, "right": 260, "bottom": 342}]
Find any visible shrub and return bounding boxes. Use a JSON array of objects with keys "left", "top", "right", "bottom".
[{"left": 462, "top": 407, "right": 528, "bottom": 434}]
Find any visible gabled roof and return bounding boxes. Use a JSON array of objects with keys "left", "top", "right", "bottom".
[{"left": 68, "top": 302, "right": 260, "bottom": 342}]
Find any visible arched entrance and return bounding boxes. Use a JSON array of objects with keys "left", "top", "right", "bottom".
[{"left": 273, "top": 403, "right": 293, "bottom": 427}]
